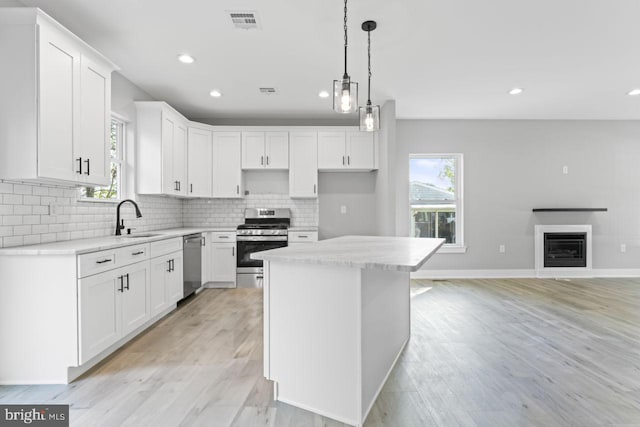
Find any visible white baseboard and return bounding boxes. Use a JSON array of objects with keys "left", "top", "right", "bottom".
[{"left": 411, "top": 269, "right": 640, "bottom": 279}]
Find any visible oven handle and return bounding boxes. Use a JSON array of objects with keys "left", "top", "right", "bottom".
[{"left": 237, "top": 236, "right": 288, "bottom": 242}]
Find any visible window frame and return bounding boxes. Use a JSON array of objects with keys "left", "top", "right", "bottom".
[
  {"left": 409, "top": 153, "right": 466, "bottom": 253},
  {"left": 78, "top": 113, "right": 127, "bottom": 204}
]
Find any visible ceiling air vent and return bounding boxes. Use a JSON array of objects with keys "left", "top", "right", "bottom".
[
  {"left": 259, "top": 87, "right": 277, "bottom": 95},
  {"left": 228, "top": 11, "right": 261, "bottom": 30}
]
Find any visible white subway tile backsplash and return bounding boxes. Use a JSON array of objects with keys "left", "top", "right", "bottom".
[{"left": 0, "top": 180, "right": 318, "bottom": 248}]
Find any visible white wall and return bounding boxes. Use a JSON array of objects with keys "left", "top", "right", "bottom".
[{"left": 395, "top": 120, "right": 640, "bottom": 270}]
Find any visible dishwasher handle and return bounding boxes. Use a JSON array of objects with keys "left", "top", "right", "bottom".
[{"left": 184, "top": 236, "right": 205, "bottom": 245}]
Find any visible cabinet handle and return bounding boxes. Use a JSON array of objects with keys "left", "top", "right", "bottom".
[
  {"left": 171, "top": 259, "right": 175, "bottom": 272},
  {"left": 174, "top": 181, "right": 179, "bottom": 191},
  {"left": 85, "top": 158, "right": 90, "bottom": 175},
  {"left": 178, "top": 181, "right": 181, "bottom": 191},
  {"left": 232, "top": 247, "right": 235, "bottom": 256},
  {"left": 96, "top": 258, "right": 112, "bottom": 264},
  {"left": 76, "top": 157, "right": 83, "bottom": 174},
  {"left": 298, "top": 235, "right": 308, "bottom": 238},
  {"left": 132, "top": 251, "right": 144, "bottom": 256},
  {"left": 267, "top": 156, "right": 269, "bottom": 165},
  {"left": 202, "top": 236, "right": 206, "bottom": 247},
  {"left": 167, "top": 260, "right": 172, "bottom": 273},
  {"left": 313, "top": 184, "right": 316, "bottom": 194},
  {"left": 190, "top": 183, "right": 193, "bottom": 193},
  {"left": 261, "top": 155, "right": 264, "bottom": 165},
  {"left": 347, "top": 155, "right": 350, "bottom": 165},
  {"left": 342, "top": 155, "right": 345, "bottom": 165},
  {"left": 124, "top": 273, "right": 130, "bottom": 290},
  {"left": 218, "top": 235, "right": 229, "bottom": 239},
  {"left": 118, "top": 275, "right": 124, "bottom": 292},
  {"left": 236, "top": 185, "right": 240, "bottom": 195}
]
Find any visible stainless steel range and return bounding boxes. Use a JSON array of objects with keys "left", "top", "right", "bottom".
[{"left": 236, "top": 208, "right": 290, "bottom": 288}]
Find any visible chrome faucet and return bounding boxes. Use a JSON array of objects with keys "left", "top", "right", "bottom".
[{"left": 115, "top": 199, "right": 143, "bottom": 236}]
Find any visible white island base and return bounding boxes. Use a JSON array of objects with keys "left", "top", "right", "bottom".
[
  {"left": 264, "top": 262, "right": 408, "bottom": 425},
  {"left": 258, "top": 236, "right": 444, "bottom": 426}
]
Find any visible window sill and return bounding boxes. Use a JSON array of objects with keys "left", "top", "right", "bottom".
[
  {"left": 77, "top": 198, "right": 121, "bottom": 205},
  {"left": 437, "top": 245, "right": 467, "bottom": 254}
]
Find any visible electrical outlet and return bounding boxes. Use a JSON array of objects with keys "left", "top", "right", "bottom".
[
  {"left": 49, "top": 203, "right": 59, "bottom": 216},
  {"left": 499, "top": 244, "right": 506, "bottom": 253},
  {"left": 340, "top": 205, "right": 347, "bottom": 214},
  {"left": 562, "top": 165, "right": 569, "bottom": 174},
  {"left": 621, "top": 244, "right": 626, "bottom": 253}
]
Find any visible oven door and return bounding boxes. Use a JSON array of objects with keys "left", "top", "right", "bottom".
[{"left": 236, "top": 237, "right": 288, "bottom": 270}]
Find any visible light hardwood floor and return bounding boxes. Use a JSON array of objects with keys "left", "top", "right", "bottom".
[{"left": 1, "top": 278, "right": 640, "bottom": 426}]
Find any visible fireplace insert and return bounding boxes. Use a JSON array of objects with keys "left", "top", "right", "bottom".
[{"left": 543, "top": 232, "right": 587, "bottom": 268}]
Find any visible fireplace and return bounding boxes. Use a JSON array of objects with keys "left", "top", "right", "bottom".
[
  {"left": 544, "top": 233, "right": 587, "bottom": 268},
  {"left": 534, "top": 225, "right": 592, "bottom": 277}
]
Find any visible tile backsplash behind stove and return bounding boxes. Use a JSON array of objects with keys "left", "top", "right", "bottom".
[
  {"left": 0, "top": 180, "right": 319, "bottom": 248},
  {"left": 183, "top": 194, "right": 318, "bottom": 228}
]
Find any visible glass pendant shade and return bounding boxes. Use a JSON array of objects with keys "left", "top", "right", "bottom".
[
  {"left": 359, "top": 103, "right": 380, "bottom": 131},
  {"left": 333, "top": 77, "right": 358, "bottom": 113}
]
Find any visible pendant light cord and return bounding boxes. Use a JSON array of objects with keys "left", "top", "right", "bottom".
[
  {"left": 343, "top": 0, "right": 348, "bottom": 78},
  {"left": 367, "top": 29, "right": 372, "bottom": 104}
]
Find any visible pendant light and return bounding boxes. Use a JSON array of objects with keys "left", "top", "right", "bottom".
[
  {"left": 333, "top": 0, "right": 358, "bottom": 113},
  {"left": 359, "top": 20, "right": 380, "bottom": 131}
]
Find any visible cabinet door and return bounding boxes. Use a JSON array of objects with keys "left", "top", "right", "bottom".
[
  {"left": 211, "top": 243, "right": 236, "bottom": 282},
  {"left": 265, "top": 132, "right": 289, "bottom": 169},
  {"left": 77, "top": 56, "right": 111, "bottom": 186},
  {"left": 318, "top": 132, "right": 346, "bottom": 170},
  {"left": 161, "top": 112, "right": 176, "bottom": 194},
  {"left": 150, "top": 255, "right": 170, "bottom": 317},
  {"left": 346, "top": 132, "right": 375, "bottom": 169},
  {"left": 167, "top": 253, "right": 184, "bottom": 304},
  {"left": 289, "top": 132, "right": 318, "bottom": 198},
  {"left": 78, "top": 270, "right": 121, "bottom": 364},
  {"left": 212, "top": 132, "right": 242, "bottom": 198},
  {"left": 187, "top": 127, "right": 213, "bottom": 197},
  {"left": 173, "top": 122, "right": 188, "bottom": 196},
  {"left": 242, "top": 132, "right": 265, "bottom": 169},
  {"left": 37, "top": 22, "right": 80, "bottom": 182},
  {"left": 121, "top": 263, "right": 150, "bottom": 336}
]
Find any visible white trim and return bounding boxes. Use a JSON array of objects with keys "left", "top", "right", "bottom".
[
  {"left": 437, "top": 245, "right": 467, "bottom": 254},
  {"left": 411, "top": 268, "right": 640, "bottom": 279},
  {"left": 535, "top": 225, "right": 592, "bottom": 278}
]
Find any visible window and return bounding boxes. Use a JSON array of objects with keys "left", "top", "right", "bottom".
[
  {"left": 409, "top": 154, "right": 464, "bottom": 252},
  {"left": 80, "top": 116, "right": 125, "bottom": 201}
]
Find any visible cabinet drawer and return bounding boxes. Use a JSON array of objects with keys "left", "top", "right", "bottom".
[
  {"left": 150, "top": 237, "right": 182, "bottom": 258},
  {"left": 288, "top": 231, "right": 318, "bottom": 243},
  {"left": 211, "top": 232, "right": 237, "bottom": 243},
  {"left": 78, "top": 250, "right": 118, "bottom": 278},
  {"left": 115, "top": 243, "right": 150, "bottom": 267}
]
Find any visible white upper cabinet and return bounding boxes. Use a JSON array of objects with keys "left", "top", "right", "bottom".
[
  {"left": 318, "top": 131, "right": 377, "bottom": 171},
  {"left": 289, "top": 132, "right": 318, "bottom": 198},
  {"left": 212, "top": 132, "right": 243, "bottom": 198},
  {"left": 187, "top": 127, "right": 213, "bottom": 197},
  {"left": 0, "top": 8, "right": 117, "bottom": 185},
  {"left": 135, "top": 102, "right": 188, "bottom": 196},
  {"left": 242, "top": 132, "right": 289, "bottom": 170}
]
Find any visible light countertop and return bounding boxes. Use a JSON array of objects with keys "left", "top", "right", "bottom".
[
  {"left": 0, "top": 227, "right": 236, "bottom": 256},
  {"left": 252, "top": 235, "right": 445, "bottom": 272}
]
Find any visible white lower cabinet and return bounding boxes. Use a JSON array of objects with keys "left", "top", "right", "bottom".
[
  {"left": 207, "top": 232, "right": 237, "bottom": 287},
  {"left": 288, "top": 231, "right": 319, "bottom": 250},
  {"left": 78, "top": 260, "right": 150, "bottom": 364},
  {"left": 150, "top": 250, "right": 183, "bottom": 316}
]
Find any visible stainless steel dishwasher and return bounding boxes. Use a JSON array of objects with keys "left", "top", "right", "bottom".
[{"left": 183, "top": 233, "right": 204, "bottom": 299}]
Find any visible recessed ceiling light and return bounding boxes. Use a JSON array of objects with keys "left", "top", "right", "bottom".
[
  {"left": 209, "top": 90, "right": 222, "bottom": 98},
  {"left": 177, "top": 54, "right": 195, "bottom": 64},
  {"left": 318, "top": 91, "right": 330, "bottom": 98},
  {"left": 627, "top": 89, "right": 640, "bottom": 96},
  {"left": 508, "top": 88, "right": 524, "bottom": 95}
]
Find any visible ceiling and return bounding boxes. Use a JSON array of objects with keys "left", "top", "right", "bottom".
[{"left": 15, "top": 0, "right": 640, "bottom": 120}]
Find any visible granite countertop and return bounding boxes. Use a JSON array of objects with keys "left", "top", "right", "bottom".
[
  {"left": 252, "top": 235, "right": 445, "bottom": 272},
  {"left": 0, "top": 227, "right": 237, "bottom": 256}
]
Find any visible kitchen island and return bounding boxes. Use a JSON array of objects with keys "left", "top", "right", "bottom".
[{"left": 252, "top": 235, "right": 444, "bottom": 427}]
